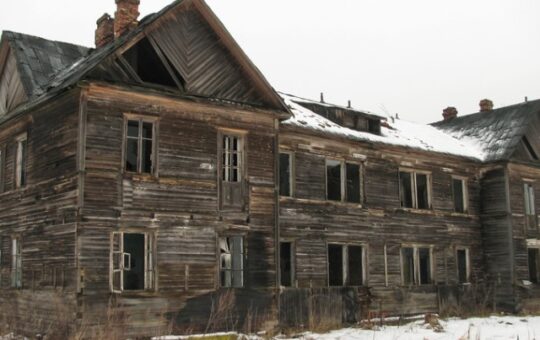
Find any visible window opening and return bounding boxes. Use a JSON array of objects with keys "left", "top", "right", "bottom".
[
  {"left": 111, "top": 232, "right": 154, "bottom": 292},
  {"left": 11, "top": 238, "right": 21, "bottom": 288},
  {"left": 219, "top": 236, "right": 243, "bottom": 288},
  {"left": 15, "top": 136, "right": 27, "bottom": 188},
  {"left": 326, "top": 160, "right": 342, "bottom": 201},
  {"left": 524, "top": 183, "right": 536, "bottom": 229},
  {"left": 279, "top": 153, "right": 292, "bottom": 197},
  {"left": 453, "top": 178, "right": 467, "bottom": 213},
  {"left": 402, "top": 246, "right": 432, "bottom": 285},
  {"left": 399, "top": 171, "right": 431, "bottom": 209},
  {"left": 125, "top": 119, "right": 154, "bottom": 174},
  {"left": 457, "top": 248, "right": 469, "bottom": 283},
  {"left": 529, "top": 248, "right": 539, "bottom": 284},
  {"left": 280, "top": 242, "right": 294, "bottom": 287},
  {"left": 346, "top": 163, "right": 361, "bottom": 203}
]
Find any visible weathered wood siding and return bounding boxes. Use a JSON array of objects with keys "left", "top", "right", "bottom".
[
  {"left": 279, "top": 130, "right": 484, "bottom": 316},
  {"left": 77, "top": 83, "right": 278, "bottom": 335},
  {"left": 0, "top": 89, "right": 80, "bottom": 336}
]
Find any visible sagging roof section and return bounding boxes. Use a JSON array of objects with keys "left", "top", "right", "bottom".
[{"left": 432, "top": 99, "right": 540, "bottom": 162}]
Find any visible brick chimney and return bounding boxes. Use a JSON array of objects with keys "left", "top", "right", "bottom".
[
  {"left": 479, "top": 99, "right": 494, "bottom": 112},
  {"left": 95, "top": 14, "right": 115, "bottom": 48},
  {"left": 114, "top": 0, "right": 140, "bottom": 38},
  {"left": 442, "top": 106, "right": 458, "bottom": 121}
]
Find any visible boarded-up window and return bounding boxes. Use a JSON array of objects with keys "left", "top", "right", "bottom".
[
  {"left": 110, "top": 232, "right": 155, "bottom": 293},
  {"left": 326, "top": 160, "right": 342, "bottom": 201},
  {"left": 524, "top": 183, "right": 536, "bottom": 229},
  {"left": 529, "top": 248, "right": 539, "bottom": 284},
  {"left": 457, "top": 248, "right": 470, "bottom": 284},
  {"left": 125, "top": 119, "right": 155, "bottom": 175},
  {"left": 279, "top": 153, "right": 293, "bottom": 197},
  {"left": 399, "top": 171, "right": 431, "bottom": 209},
  {"left": 280, "top": 242, "right": 294, "bottom": 287},
  {"left": 11, "top": 237, "right": 21, "bottom": 288},
  {"left": 402, "top": 246, "right": 432, "bottom": 285},
  {"left": 453, "top": 178, "right": 467, "bottom": 213},
  {"left": 328, "top": 244, "right": 365, "bottom": 286},
  {"left": 219, "top": 236, "right": 244, "bottom": 288},
  {"left": 15, "top": 135, "right": 27, "bottom": 188}
]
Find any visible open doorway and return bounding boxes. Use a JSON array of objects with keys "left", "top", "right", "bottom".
[{"left": 111, "top": 232, "right": 155, "bottom": 292}]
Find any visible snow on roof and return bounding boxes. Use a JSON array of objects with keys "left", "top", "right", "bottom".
[{"left": 280, "top": 93, "right": 485, "bottom": 161}]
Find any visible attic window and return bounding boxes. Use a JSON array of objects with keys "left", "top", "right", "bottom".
[{"left": 122, "top": 37, "right": 184, "bottom": 89}]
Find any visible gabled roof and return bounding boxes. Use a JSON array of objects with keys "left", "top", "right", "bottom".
[
  {"left": 0, "top": 0, "right": 289, "bottom": 117},
  {"left": 432, "top": 99, "right": 540, "bottom": 162},
  {"left": 281, "top": 93, "right": 484, "bottom": 161},
  {"left": 1, "top": 31, "right": 90, "bottom": 98}
]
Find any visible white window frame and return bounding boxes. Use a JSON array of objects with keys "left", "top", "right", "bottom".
[
  {"left": 219, "top": 236, "right": 244, "bottom": 288},
  {"left": 455, "top": 246, "right": 471, "bottom": 284},
  {"left": 11, "top": 237, "right": 22, "bottom": 288},
  {"left": 524, "top": 181, "right": 536, "bottom": 230},
  {"left": 399, "top": 169, "right": 432, "bottom": 210},
  {"left": 327, "top": 243, "right": 368, "bottom": 287},
  {"left": 325, "top": 159, "right": 363, "bottom": 203},
  {"left": 15, "top": 133, "right": 27, "bottom": 188},
  {"left": 279, "top": 151, "right": 294, "bottom": 197},
  {"left": 110, "top": 231, "right": 156, "bottom": 293},
  {"left": 452, "top": 176, "right": 469, "bottom": 213},
  {"left": 123, "top": 115, "right": 158, "bottom": 176},
  {"left": 400, "top": 245, "right": 434, "bottom": 286}
]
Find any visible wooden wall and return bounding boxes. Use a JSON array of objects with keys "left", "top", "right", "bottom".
[{"left": 279, "top": 129, "right": 484, "bottom": 316}]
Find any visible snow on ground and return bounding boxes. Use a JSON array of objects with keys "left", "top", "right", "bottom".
[{"left": 284, "top": 316, "right": 540, "bottom": 340}]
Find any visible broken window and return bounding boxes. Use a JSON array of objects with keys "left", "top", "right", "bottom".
[
  {"left": 529, "top": 248, "right": 539, "bottom": 284},
  {"left": 399, "top": 171, "right": 431, "bottom": 209},
  {"left": 125, "top": 118, "right": 155, "bottom": 175},
  {"left": 11, "top": 237, "right": 21, "bottom": 288},
  {"left": 219, "top": 236, "right": 244, "bottom": 288},
  {"left": 280, "top": 242, "right": 294, "bottom": 287},
  {"left": 457, "top": 248, "right": 470, "bottom": 284},
  {"left": 15, "top": 134, "right": 27, "bottom": 188},
  {"left": 279, "top": 153, "right": 293, "bottom": 197},
  {"left": 110, "top": 232, "right": 155, "bottom": 293},
  {"left": 524, "top": 183, "right": 536, "bottom": 229},
  {"left": 401, "top": 246, "right": 432, "bottom": 285},
  {"left": 453, "top": 178, "right": 467, "bottom": 213},
  {"left": 326, "top": 160, "right": 362, "bottom": 203},
  {"left": 220, "top": 133, "right": 245, "bottom": 210},
  {"left": 328, "top": 244, "right": 365, "bottom": 286}
]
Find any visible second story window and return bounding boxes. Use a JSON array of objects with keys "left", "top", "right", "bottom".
[
  {"left": 524, "top": 182, "right": 536, "bottom": 230},
  {"left": 15, "top": 134, "right": 27, "bottom": 188},
  {"left": 219, "top": 132, "right": 245, "bottom": 210},
  {"left": 399, "top": 170, "right": 431, "bottom": 209},
  {"left": 222, "top": 135, "right": 242, "bottom": 183},
  {"left": 279, "top": 152, "right": 293, "bottom": 197},
  {"left": 452, "top": 178, "right": 468, "bottom": 213},
  {"left": 125, "top": 118, "right": 155, "bottom": 175},
  {"left": 326, "top": 160, "right": 362, "bottom": 203}
]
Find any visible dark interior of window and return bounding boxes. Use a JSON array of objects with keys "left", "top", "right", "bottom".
[
  {"left": 346, "top": 163, "right": 360, "bottom": 203},
  {"left": 457, "top": 249, "right": 468, "bottom": 283},
  {"left": 348, "top": 246, "right": 363, "bottom": 286},
  {"left": 222, "top": 136, "right": 241, "bottom": 183},
  {"left": 418, "top": 248, "right": 431, "bottom": 284},
  {"left": 123, "top": 233, "right": 145, "bottom": 291},
  {"left": 279, "top": 153, "right": 291, "bottom": 197},
  {"left": 368, "top": 119, "right": 381, "bottom": 134},
  {"left": 280, "top": 242, "right": 293, "bottom": 286},
  {"left": 328, "top": 244, "right": 343, "bottom": 286},
  {"left": 402, "top": 247, "right": 414, "bottom": 285},
  {"left": 453, "top": 179, "right": 465, "bottom": 213},
  {"left": 529, "top": 248, "right": 539, "bottom": 284},
  {"left": 126, "top": 120, "right": 153, "bottom": 174},
  {"left": 416, "top": 174, "right": 429, "bottom": 209},
  {"left": 327, "top": 160, "right": 342, "bottom": 201},
  {"left": 399, "top": 172, "right": 413, "bottom": 208},
  {"left": 123, "top": 37, "right": 183, "bottom": 88},
  {"left": 126, "top": 120, "right": 138, "bottom": 172},
  {"left": 141, "top": 122, "right": 153, "bottom": 174},
  {"left": 20, "top": 139, "right": 27, "bottom": 187}
]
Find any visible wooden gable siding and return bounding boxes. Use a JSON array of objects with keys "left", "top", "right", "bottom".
[
  {"left": 0, "top": 48, "right": 27, "bottom": 116},
  {"left": 76, "top": 83, "right": 278, "bottom": 334},
  {"left": 146, "top": 4, "right": 267, "bottom": 107},
  {"left": 0, "top": 89, "right": 80, "bottom": 336},
  {"left": 279, "top": 132, "right": 483, "bottom": 315},
  {"left": 480, "top": 167, "right": 515, "bottom": 309}
]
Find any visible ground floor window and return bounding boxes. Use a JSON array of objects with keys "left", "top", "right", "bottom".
[
  {"left": 402, "top": 246, "right": 433, "bottom": 285},
  {"left": 219, "top": 236, "right": 244, "bottom": 288},
  {"left": 11, "top": 237, "right": 21, "bottom": 288},
  {"left": 280, "top": 241, "right": 295, "bottom": 287},
  {"left": 529, "top": 248, "right": 539, "bottom": 284},
  {"left": 456, "top": 248, "right": 470, "bottom": 284},
  {"left": 111, "top": 232, "right": 155, "bottom": 293},
  {"left": 328, "top": 244, "right": 366, "bottom": 286}
]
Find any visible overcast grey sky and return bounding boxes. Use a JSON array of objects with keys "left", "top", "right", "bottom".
[{"left": 1, "top": 0, "right": 540, "bottom": 123}]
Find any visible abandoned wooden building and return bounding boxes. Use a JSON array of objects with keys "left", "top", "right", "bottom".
[{"left": 0, "top": 0, "right": 539, "bottom": 337}]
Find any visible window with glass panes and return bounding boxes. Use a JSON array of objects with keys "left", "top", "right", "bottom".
[{"left": 125, "top": 119, "right": 155, "bottom": 174}]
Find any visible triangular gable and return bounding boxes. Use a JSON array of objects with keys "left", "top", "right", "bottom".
[
  {"left": 510, "top": 110, "right": 540, "bottom": 162},
  {"left": 85, "top": 0, "right": 289, "bottom": 112},
  {"left": 0, "top": 39, "right": 27, "bottom": 115}
]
